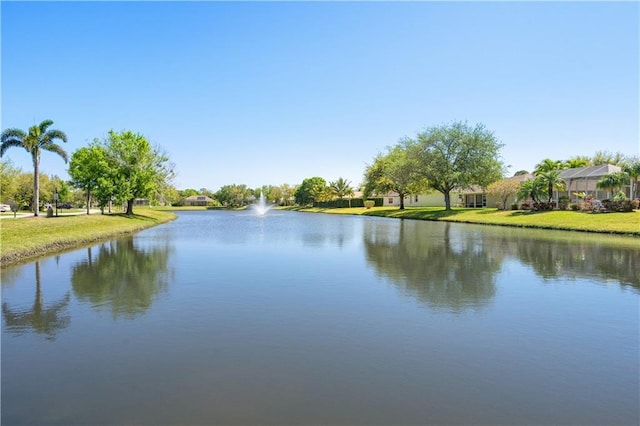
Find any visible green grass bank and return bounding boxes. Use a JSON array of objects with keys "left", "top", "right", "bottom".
[
  {"left": 282, "top": 206, "right": 640, "bottom": 236},
  {"left": 1, "top": 208, "right": 176, "bottom": 267}
]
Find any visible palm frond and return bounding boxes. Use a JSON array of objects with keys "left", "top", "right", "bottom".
[
  {"left": 43, "top": 129, "right": 68, "bottom": 145},
  {"left": 0, "top": 139, "right": 26, "bottom": 157},
  {"left": 1, "top": 128, "right": 26, "bottom": 143},
  {"left": 38, "top": 120, "right": 54, "bottom": 134},
  {"left": 43, "top": 144, "right": 69, "bottom": 163}
]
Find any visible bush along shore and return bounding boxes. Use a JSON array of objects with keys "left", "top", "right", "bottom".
[
  {"left": 282, "top": 206, "right": 640, "bottom": 236},
  {"left": 0, "top": 208, "right": 176, "bottom": 267}
]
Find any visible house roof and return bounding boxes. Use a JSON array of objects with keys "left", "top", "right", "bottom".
[
  {"left": 185, "top": 195, "right": 214, "bottom": 202},
  {"left": 559, "top": 164, "right": 621, "bottom": 179}
]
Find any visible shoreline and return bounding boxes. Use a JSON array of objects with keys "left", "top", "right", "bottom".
[
  {"left": 1, "top": 209, "right": 177, "bottom": 268},
  {"left": 281, "top": 206, "right": 640, "bottom": 237}
]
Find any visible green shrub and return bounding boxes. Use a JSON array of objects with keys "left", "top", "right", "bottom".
[{"left": 364, "top": 200, "right": 375, "bottom": 209}]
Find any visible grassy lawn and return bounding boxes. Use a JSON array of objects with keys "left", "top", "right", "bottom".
[
  {"left": 1, "top": 208, "right": 176, "bottom": 267},
  {"left": 282, "top": 206, "right": 640, "bottom": 236}
]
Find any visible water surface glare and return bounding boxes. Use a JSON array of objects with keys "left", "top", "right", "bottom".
[{"left": 2, "top": 210, "right": 639, "bottom": 425}]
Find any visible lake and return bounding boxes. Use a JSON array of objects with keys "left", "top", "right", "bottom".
[{"left": 2, "top": 210, "right": 639, "bottom": 425}]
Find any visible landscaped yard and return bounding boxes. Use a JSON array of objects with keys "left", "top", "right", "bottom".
[
  {"left": 285, "top": 206, "right": 640, "bottom": 236},
  {"left": 0, "top": 208, "right": 176, "bottom": 266}
]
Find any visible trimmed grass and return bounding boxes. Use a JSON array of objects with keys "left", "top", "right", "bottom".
[
  {"left": 1, "top": 208, "right": 176, "bottom": 267},
  {"left": 281, "top": 206, "right": 640, "bottom": 236}
]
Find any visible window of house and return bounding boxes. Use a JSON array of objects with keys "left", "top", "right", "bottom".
[
  {"left": 415, "top": 195, "right": 419, "bottom": 202},
  {"left": 388, "top": 198, "right": 394, "bottom": 204}
]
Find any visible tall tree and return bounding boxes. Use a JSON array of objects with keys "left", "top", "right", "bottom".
[
  {"left": 294, "top": 177, "right": 327, "bottom": 205},
  {"left": 69, "top": 144, "right": 111, "bottom": 214},
  {"left": 536, "top": 170, "right": 566, "bottom": 203},
  {"left": 412, "top": 121, "right": 504, "bottom": 210},
  {"left": 364, "top": 143, "right": 426, "bottom": 210},
  {"left": 101, "top": 130, "right": 173, "bottom": 215},
  {"left": 1, "top": 120, "right": 68, "bottom": 216}
]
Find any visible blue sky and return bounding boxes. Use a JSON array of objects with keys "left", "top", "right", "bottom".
[{"left": 2, "top": 1, "right": 638, "bottom": 191}]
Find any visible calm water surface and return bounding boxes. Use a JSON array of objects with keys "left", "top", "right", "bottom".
[{"left": 2, "top": 210, "right": 639, "bottom": 425}]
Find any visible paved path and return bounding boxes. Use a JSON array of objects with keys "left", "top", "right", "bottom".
[{"left": 0, "top": 209, "right": 103, "bottom": 219}]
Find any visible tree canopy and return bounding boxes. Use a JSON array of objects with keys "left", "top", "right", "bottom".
[
  {"left": 294, "top": 177, "right": 327, "bottom": 205},
  {"left": 363, "top": 143, "right": 427, "bottom": 209},
  {"left": 412, "top": 121, "right": 504, "bottom": 210}
]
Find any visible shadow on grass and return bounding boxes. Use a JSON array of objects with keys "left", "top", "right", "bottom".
[{"left": 364, "top": 208, "right": 466, "bottom": 220}]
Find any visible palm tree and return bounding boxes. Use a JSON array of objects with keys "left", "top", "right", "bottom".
[
  {"left": 1, "top": 120, "right": 68, "bottom": 216},
  {"left": 623, "top": 158, "right": 640, "bottom": 199},
  {"left": 596, "top": 172, "right": 628, "bottom": 198},
  {"left": 516, "top": 178, "right": 546, "bottom": 204},
  {"left": 329, "top": 177, "right": 354, "bottom": 207},
  {"left": 533, "top": 159, "right": 566, "bottom": 204},
  {"left": 534, "top": 158, "right": 563, "bottom": 174},
  {"left": 536, "top": 170, "right": 566, "bottom": 203}
]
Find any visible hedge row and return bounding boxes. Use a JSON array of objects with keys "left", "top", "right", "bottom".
[{"left": 313, "top": 198, "right": 384, "bottom": 208}]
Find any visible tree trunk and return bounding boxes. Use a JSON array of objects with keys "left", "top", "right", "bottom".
[
  {"left": 86, "top": 190, "right": 91, "bottom": 215},
  {"left": 126, "top": 199, "right": 134, "bottom": 215},
  {"left": 32, "top": 154, "right": 40, "bottom": 216},
  {"left": 399, "top": 192, "right": 405, "bottom": 210},
  {"left": 444, "top": 191, "right": 451, "bottom": 210}
]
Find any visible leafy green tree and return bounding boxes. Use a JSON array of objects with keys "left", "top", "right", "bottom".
[
  {"left": 0, "top": 159, "right": 22, "bottom": 203},
  {"left": 413, "top": 121, "right": 504, "bottom": 210},
  {"left": 294, "top": 177, "right": 327, "bottom": 205},
  {"left": 101, "top": 130, "right": 173, "bottom": 215},
  {"left": 364, "top": 143, "right": 426, "bottom": 210},
  {"left": 69, "top": 144, "right": 111, "bottom": 214},
  {"left": 1, "top": 120, "right": 68, "bottom": 216},
  {"left": 215, "top": 184, "right": 252, "bottom": 207},
  {"left": 277, "top": 183, "right": 297, "bottom": 206}
]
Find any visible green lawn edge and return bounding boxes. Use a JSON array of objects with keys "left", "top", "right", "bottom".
[
  {"left": 280, "top": 206, "right": 640, "bottom": 236},
  {"left": 1, "top": 208, "right": 177, "bottom": 268}
]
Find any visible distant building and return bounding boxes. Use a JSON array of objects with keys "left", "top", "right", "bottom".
[
  {"left": 557, "top": 164, "right": 630, "bottom": 202},
  {"left": 184, "top": 195, "right": 214, "bottom": 206}
]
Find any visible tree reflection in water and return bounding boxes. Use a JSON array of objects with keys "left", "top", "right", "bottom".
[
  {"left": 71, "top": 238, "right": 173, "bottom": 319},
  {"left": 2, "top": 261, "right": 70, "bottom": 341},
  {"left": 506, "top": 236, "right": 639, "bottom": 288},
  {"left": 364, "top": 220, "right": 502, "bottom": 311}
]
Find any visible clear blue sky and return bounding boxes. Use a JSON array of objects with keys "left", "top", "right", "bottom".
[{"left": 2, "top": 1, "right": 638, "bottom": 191}]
